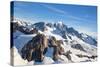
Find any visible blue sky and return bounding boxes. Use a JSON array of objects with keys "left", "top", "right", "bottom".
[{"left": 12, "top": 1, "right": 97, "bottom": 37}]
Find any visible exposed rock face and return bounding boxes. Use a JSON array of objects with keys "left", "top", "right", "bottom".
[
  {"left": 80, "top": 33, "right": 97, "bottom": 46},
  {"left": 21, "top": 35, "right": 65, "bottom": 62},
  {"left": 76, "top": 54, "right": 97, "bottom": 59},
  {"left": 11, "top": 22, "right": 38, "bottom": 34},
  {"left": 71, "top": 44, "right": 86, "bottom": 52},
  {"left": 21, "top": 34, "right": 48, "bottom": 62},
  {"left": 49, "top": 36, "right": 64, "bottom": 61},
  {"left": 46, "top": 23, "right": 54, "bottom": 28},
  {"left": 63, "top": 50, "right": 72, "bottom": 61},
  {"left": 33, "top": 22, "right": 47, "bottom": 31}
]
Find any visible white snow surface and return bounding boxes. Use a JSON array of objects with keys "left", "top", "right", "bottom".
[
  {"left": 13, "top": 47, "right": 29, "bottom": 66},
  {"left": 43, "top": 56, "right": 54, "bottom": 64}
]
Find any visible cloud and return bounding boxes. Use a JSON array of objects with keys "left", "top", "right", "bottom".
[
  {"left": 42, "top": 4, "right": 94, "bottom": 23},
  {"left": 41, "top": 4, "right": 67, "bottom": 15}
]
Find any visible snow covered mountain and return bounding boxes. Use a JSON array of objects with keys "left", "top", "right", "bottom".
[{"left": 11, "top": 19, "right": 97, "bottom": 66}]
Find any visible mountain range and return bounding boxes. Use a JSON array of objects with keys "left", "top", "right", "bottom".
[{"left": 11, "top": 19, "right": 97, "bottom": 65}]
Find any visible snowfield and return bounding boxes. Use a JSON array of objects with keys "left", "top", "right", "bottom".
[{"left": 12, "top": 47, "right": 29, "bottom": 66}]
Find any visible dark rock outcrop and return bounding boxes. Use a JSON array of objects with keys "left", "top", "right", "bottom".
[
  {"left": 76, "top": 54, "right": 97, "bottom": 59},
  {"left": 63, "top": 50, "right": 72, "bottom": 61},
  {"left": 21, "top": 34, "right": 48, "bottom": 62},
  {"left": 21, "top": 35, "right": 65, "bottom": 62},
  {"left": 11, "top": 21, "right": 38, "bottom": 34},
  {"left": 71, "top": 44, "right": 86, "bottom": 52},
  {"left": 49, "top": 36, "right": 64, "bottom": 61},
  {"left": 33, "top": 22, "right": 48, "bottom": 31}
]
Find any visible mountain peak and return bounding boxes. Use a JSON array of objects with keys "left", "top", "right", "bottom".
[
  {"left": 58, "top": 21, "right": 63, "bottom": 25},
  {"left": 55, "top": 21, "right": 64, "bottom": 26}
]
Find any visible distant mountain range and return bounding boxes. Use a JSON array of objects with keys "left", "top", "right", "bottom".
[{"left": 11, "top": 19, "right": 97, "bottom": 65}]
